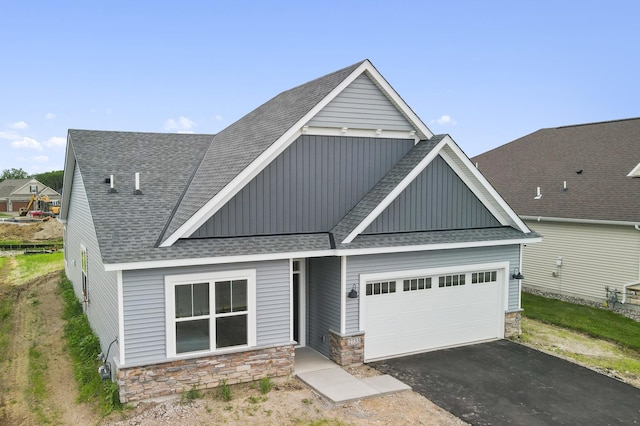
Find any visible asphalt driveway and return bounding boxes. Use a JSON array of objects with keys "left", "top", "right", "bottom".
[{"left": 370, "top": 340, "right": 640, "bottom": 425}]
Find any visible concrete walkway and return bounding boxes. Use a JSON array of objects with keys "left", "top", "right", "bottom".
[{"left": 294, "top": 347, "right": 410, "bottom": 403}]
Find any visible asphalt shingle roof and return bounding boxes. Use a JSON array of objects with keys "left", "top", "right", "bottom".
[
  {"left": 0, "top": 178, "right": 33, "bottom": 197},
  {"left": 472, "top": 118, "right": 640, "bottom": 223},
  {"left": 68, "top": 130, "right": 214, "bottom": 263}
]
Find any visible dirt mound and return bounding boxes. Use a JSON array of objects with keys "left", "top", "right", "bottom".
[{"left": 0, "top": 220, "right": 63, "bottom": 242}]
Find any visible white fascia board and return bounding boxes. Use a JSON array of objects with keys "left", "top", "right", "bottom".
[
  {"left": 161, "top": 61, "right": 373, "bottom": 247},
  {"left": 302, "top": 126, "right": 421, "bottom": 143},
  {"left": 105, "top": 236, "right": 541, "bottom": 272},
  {"left": 440, "top": 140, "right": 531, "bottom": 234},
  {"left": 363, "top": 65, "right": 433, "bottom": 140},
  {"left": 627, "top": 162, "right": 640, "bottom": 177},
  {"left": 342, "top": 136, "right": 450, "bottom": 243},
  {"left": 522, "top": 215, "right": 640, "bottom": 227}
]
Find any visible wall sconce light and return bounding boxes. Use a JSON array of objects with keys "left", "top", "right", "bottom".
[
  {"left": 347, "top": 284, "right": 358, "bottom": 299},
  {"left": 511, "top": 268, "right": 524, "bottom": 280}
]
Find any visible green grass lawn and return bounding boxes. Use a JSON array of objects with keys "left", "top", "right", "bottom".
[
  {"left": 7, "top": 252, "right": 64, "bottom": 286},
  {"left": 522, "top": 292, "right": 640, "bottom": 352}
]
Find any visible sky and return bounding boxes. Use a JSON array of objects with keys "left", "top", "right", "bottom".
[{"left": 1, "top": 1, "right": 639, "bottom": 175}]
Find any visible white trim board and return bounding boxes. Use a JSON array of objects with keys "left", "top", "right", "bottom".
[{"left": 105, "top": 236, "right": 541, "bottom": 272}]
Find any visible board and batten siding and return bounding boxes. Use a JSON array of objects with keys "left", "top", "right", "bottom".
[
  {"left": 64, "top": 166, "right": 120, "bottom": 370},
  {"left": 307, "top": 73, "right": 415, "bottom": 132},
  {"left": 121, "top": 259, "right": 290, "bottom": 366},
  {"left": 366, "top": 155, "right": 501, "bottom": 233},
  {"left": 192, "top": 135, "right": 414, "bottom": 237},
  {"left": 523, "top": 220, "right": 640, "bottom": 301},
  {"left": 345, "top": 245, "right": 521, "bottom": 334},
  {"left": 307, "top": 257, "right": 342, "bottom": 357}
]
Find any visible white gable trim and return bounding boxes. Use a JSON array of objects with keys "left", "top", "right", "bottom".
[
  {"left": 161, "top": 60, "right": 434, "bottom": 247},
  {"left": 438, "top": 142, "right": 530, "bottom": 233},
  {"left": 341, "top": 136, "right": 450, "bottom": 244},
  {"left": 105, "top": 236, "right": 541, "bottom": 272},
  {"left": 341, "top": 135, "right": 531, "bottom": 244},
  {"left": 302, "top": 125, "right": 421, "bottom": 143}
]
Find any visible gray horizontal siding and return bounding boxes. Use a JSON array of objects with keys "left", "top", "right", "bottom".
[
  {"left": 308, "top": 73, "right": 414, "bottom": 131},
  {"left": 64, "top": 166, "right": 120, "bottom": 371},
  {"left": 366, "top": 155, "right": 501, "bottom": 233},
  {"left": 308, "top": 257, "right": 341, "bottom": 357},
  {"left": 122, "top": 259, "right": 290, "bottom": 365},
  {"left": 193, "top": 135, "right": 414, "bottom": 237},
  {"left": 345, "top": 245, "right": 521, "bottom": 333}
]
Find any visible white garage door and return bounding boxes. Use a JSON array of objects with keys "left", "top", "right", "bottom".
[{"left": 363, "top": 268, "right": 505, "bottom": 361}]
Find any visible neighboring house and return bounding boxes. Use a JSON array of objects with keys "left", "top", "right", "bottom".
[
  {"left": 0, "top": 178, "right": 61, "bottom": 212},
  {"left": 61, "top": 60, "right": 540, "bottom": 403},
  {"left": 473, "top": 118, "right": 640, "bottom": 305}
]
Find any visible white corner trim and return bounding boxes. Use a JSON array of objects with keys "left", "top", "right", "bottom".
[
  {"left": 289, "top": 258, "right": 294, "bottom": 343},
  {"left": 340, "top": 256, "right": 347, "bottom": 335},
  {"left": 117, "top": 270, "right": 125, "bottom": 365},
  {"left": 342, "top": 136, "right": 449, "bottom": 243}
]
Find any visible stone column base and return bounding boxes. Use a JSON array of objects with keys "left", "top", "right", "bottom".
[
  {"left": 116, "top": 344, "right": 294, "bottom": 403},
  {"left": 328, "top": 330, "right": 364, "bottom": 366},
  {"left": 505, "top": 310, "right": 522, "bottom": 338}
]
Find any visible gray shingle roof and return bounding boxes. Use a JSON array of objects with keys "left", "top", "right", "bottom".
[
  {"left": 472, "top": 118, "right": 640, "bottom": 223},
  {"left": 162, "top": 60, "right": 367, "bottom": 241},
  {"left": 0, "top": 178, "right": 33, "bottom": 197},
  {"left": 68, "top": 130, "right": 214, "bottom": 263},
  {"left": 331, "top": 136, "right": 445, "bottom": 242}
]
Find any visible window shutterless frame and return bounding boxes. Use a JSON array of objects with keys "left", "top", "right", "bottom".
[{"left": 164, "top": 269, "right": 256, "bottom": 358}]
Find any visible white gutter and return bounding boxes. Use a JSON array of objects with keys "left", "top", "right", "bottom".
[{"left": 522, "top": 216, "right": 640, "bottom": 228}]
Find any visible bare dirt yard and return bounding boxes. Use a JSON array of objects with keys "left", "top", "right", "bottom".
[{"left": 2, "top": 220, "right": 640, "bottom": 425}]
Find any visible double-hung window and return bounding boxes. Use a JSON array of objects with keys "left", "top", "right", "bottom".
[{"left": 165, "top": 270, "right": 256, "bottom": 357}]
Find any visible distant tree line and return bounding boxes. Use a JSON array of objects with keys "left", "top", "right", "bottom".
[{"left": 0, "top": 168, "right": 64, "bottom": 192}]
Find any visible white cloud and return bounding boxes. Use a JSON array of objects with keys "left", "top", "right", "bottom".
[
  {"left": 165, "top": 116, "right": 195, "bottom": 131},
  {"left": 177, "top": 130, "right": 195, "bottom": 134},
  {"left": 215, "top": 115, "right": 223, "bottom": 121},
  {"left": 33, "top": 155, "right": 49, "bottom": 163},
  {"left": 11, "top": 121, "right": 28, "bottom": 129},
  {"left": 0, "top": 130, "right": 20, "bottom": 140},
  {"left": 43, "top": 136, "right": 66, "bottom": 148},
  {"left": 431, "top": 115, "right": 457, "bottom": 126},
  {"left": 45, "top": 113, "right": 56, "bottom": 120},
  {"left": 11, "top": 137, "right": 42, "bottom": 151}
]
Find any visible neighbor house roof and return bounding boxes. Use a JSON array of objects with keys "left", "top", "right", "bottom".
[
  {"left": 473, "top": 118, "right": 640, "bottom": 224},
  {"left": 0, "top": 178, "right": 32, "bottom": 197}
]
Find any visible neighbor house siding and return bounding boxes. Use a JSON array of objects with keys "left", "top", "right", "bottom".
[
  {"left": 192, "top": 135, "right": 414, "bottom": 237},
  {"left": 523, "top": 220, "right": 640, "bottom": 301},
  {"left": 365, "top": 155, "right": 501, "bottom": 233},
  {"left": 121, "top": 259, "right": 290, "bottom": 366},
  {"left": 345, "top": 245, "right": 521, "bottom": 333},
  {"left": 307, "top": 73, "right": 414, "bottom": 132},
  {"left": 64, "top": 166, "right": 120, "bottom": 370},
  {"left": 307, "top": 257, "right": 342, "bottom": 357}
]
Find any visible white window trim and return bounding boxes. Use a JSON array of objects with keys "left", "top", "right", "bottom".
[{"left": 165, "top": 269, "right": 257, "bottom": 359}]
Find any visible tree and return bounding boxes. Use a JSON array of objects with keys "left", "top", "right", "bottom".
[
  {"left": 0, "top": 168, "right": 29, "bottom": 181},
  {"left": 32, "top": 170, "right": 64, "bottom": 192}
]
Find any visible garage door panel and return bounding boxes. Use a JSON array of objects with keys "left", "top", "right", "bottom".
[{"left": 364, "top": 271, "right": 504, "bottom": 361}]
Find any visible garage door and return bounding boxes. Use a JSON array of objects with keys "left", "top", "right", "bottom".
[{"left": 364, "top": 268, "right": 504, "bottom": 361}]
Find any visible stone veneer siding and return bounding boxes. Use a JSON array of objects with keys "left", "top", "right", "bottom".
[
  {"left": 504, "top": 310, "right": 522, "bottom": 338},
  {"left": 329, "top": 330, "right": 364, "bottom": 366},
  {"left": 117, "top": 344, "right": 294, "bottom": 403}
]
